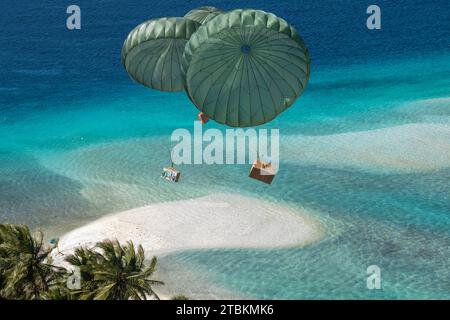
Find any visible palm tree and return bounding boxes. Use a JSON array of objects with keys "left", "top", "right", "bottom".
[
  {"left": 65, "top": 239, "right": 163, "bottom": 300},
  {"left": 64, "top": 246, "right": 98, "bottom": 296},
  {"left": 0, "top": 224, "right": 65, "bottom": 299},
  {"left": 41, "top": 285, "right": 73, "bottom": 300}
]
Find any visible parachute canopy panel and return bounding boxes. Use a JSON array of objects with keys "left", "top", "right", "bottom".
[
  {"left": 122, "top": 17, "right": 201, "bottom": 92},
  {"left": 182, "top": 9, "right": 311, "bottom": 127},
  {"left": 184, "top": 6, "right": 224, "bottom": 25}
]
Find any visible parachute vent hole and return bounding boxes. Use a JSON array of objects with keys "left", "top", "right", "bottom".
[{"left": 241, "top": 44, "right": 251, "bottom": 54}]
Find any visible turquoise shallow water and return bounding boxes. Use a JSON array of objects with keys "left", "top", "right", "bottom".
[
  {"left": 1, "top": 0, "right": 450, "bottom": 299},
  {"left": 1, "top": 53, "right": 449, "bottom": 299}
]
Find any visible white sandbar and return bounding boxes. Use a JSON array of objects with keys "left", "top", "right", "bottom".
[
  {"left": 284, "top": 123, "right": 450, "bottom": 172},
  {"left": 55, "top": 194, "right": 324, "bottom": 257}
]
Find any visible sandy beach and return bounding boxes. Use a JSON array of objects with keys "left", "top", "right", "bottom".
[{"left": 54, "top": 194, "right": 324, "bottom": 258}]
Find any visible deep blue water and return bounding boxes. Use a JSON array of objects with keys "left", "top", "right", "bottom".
[
  {"left": 1, "top": 0, "right": 449, "bottom": 299},
  {"left": 1, "top": 0, "right": 449, "bottom": 109}
]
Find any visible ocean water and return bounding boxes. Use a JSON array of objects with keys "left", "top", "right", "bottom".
[{"left": 1, "top": 0, "right": 449, "bottom": 299}]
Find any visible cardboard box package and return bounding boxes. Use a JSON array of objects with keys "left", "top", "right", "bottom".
[{"left": 249, "top": 160, "right": 275, "bottom": 184}]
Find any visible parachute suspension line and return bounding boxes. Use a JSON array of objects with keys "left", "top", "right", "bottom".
[
  {"left": 168, "top": 147, "right": 175, "bottom": 168},
  {"left": 162, "top": 146, "right": 181, "bottom": 183}
]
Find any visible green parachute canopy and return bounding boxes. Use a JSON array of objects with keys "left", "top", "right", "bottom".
[
  {"left": 182, "top": 9, "right": 311, "bottom": 127},
  {"left": 184, "top": 6, "right": 224, "bottom": 25},
  {"left": 121, "top": 17, "right": 200, "bottom": 92}
]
